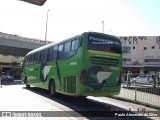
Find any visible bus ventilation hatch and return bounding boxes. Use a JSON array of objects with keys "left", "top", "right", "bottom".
[
  {"left": 63, "top": 76, "right": 76, "bottom": 93},
  {"left": 90, "top": 56, "right": 119, "bottom": 66}
]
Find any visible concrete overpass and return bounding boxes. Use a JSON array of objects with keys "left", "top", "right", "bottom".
[
  {"left": 0, "top": 32, "right": 52, "bottom": 77},
  {"left": 0, "top": 32, "right": 51, "bottom": 57}
]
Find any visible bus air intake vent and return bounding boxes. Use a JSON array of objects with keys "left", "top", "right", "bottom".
[
  {"left": 90, "top": 56, "right": 119, "bottom": 66},
  {"left": 67, "top": 76, "right": 76, "bottom": 93}
]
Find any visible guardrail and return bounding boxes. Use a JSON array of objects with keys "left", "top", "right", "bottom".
[{"left": 119, "top": 81, "right": 160, "bottom": 108}]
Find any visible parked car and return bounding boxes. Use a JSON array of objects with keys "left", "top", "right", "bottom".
[
  {"left": 130, "top": 75, "right": 155, "bottom": 84},
  {"left": 2, "top": 73, "right": 14, "bottom": 81}
]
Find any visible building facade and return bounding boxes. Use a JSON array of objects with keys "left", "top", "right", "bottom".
[{"left": 118, "top": 36, "right": 160, "bottom": 75}]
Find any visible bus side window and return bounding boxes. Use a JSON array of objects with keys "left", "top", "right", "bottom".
[
  {"left": 40, "top": 51, "right": 43, "bottom": 63},
  {"left": 69, "top": 39, "right": 79, "bottom": 57},
  {"left": 33, "top": 53, "right": 37, "bottom": 64},
  {"left": 63, "top": 41, "right": 71, "bottom": 59},
  {"left": 31, "top": 54, "right": 34, "bottom": 64},
  {"left": 75, "top": 39, "right": 79, "bottom": 50},
  {"left": 34, "top": 52, "right": 40, "bottom": 64},
  {"left": 28, "top": 55, "right": 31, "bottom": 64},
  {"left": 48, "top": 48, "right": 52, "bottom": 61},
  {"left": 25, "top": 56, "right": 28, "bottom": 65},
  {"left": 44, "top": 49, "right": 48, "bottom": 62},
  {"left": 52, "top": 46, "right": 58, "bottom": 61},
  {"left": 71, "top": 40, "right": 76, "bottom": 51},
  {"left": 57, "top": 44, "right": 64, "bottom": 60},
  {"left": 37, "top": 52, "right": 40, "bottom": 63},
  {"left": 71, "top": 39, "right": 79, "bottom": 51}
]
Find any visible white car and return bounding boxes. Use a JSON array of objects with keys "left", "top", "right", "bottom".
[{"left": 130, "top": 75, "right": 155, "bottom": 84}]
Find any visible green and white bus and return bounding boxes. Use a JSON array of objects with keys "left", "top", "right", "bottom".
[{"left": 21, "top": 32, "right": 122, "bottom": 97}]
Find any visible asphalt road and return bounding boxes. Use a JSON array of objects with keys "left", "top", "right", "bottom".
[{"left": 0, "top": 81, "right": 159, "bottom": 120}]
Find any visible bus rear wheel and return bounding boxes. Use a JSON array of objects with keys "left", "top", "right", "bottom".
[
  {"left": 49, "top": 80, "right": 56, "bottom": 98},
  {"left": 26, "top": 84, "right": 30, "bottom": 88}
]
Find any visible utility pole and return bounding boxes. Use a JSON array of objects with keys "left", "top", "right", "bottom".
[{"left": 45, "top": 9, "right": 49, "bottom": 45}]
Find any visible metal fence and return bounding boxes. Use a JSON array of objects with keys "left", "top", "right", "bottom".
[{"left": 117, "top": 73, "right": 160, "bottom": 108}]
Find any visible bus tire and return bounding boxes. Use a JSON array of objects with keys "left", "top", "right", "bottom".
[
  {"left": 26, "top": 84, "right": 30, "bottom": 88},
  {"left": 49, "top": 80, "right": 56, "bottom": 98},
  {"left": 24, "top": 77, "right": 30, "bottom": 89}
]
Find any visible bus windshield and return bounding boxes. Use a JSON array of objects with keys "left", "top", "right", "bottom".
[{"left": 87, "top": 33, "right": 122, "bottom": 54}]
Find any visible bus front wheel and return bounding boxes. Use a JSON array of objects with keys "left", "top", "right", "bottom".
[{"left": 49, "top": 80, "right": 56, "bottom": 98}]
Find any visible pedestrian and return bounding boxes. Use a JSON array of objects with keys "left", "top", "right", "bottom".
[
  {"left": 127, "top": 71, "right": 131, "bottom": 88},
  {"left": 0, "top": 67, "right": 2, "bottom": 87},
  {"left": 122, "top": 74, "right": 125, "bottom": 87},
  {"left": 157, "top": 73, "right": 160, "bottom": 85},
  {"left": 151, "top": 74, "right": 156, "bottom": 88},
  {"left": 147, "top": 75, "right": 150, "bottom": 83}
]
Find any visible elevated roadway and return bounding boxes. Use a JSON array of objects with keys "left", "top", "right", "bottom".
[{"left": 0, "top": 32, "right": 51, "bottom": 57}]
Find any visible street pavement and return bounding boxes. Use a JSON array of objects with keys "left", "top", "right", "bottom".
[
  {"left": 1, "top": 80, "right": 160, "bottom": 110},
  {"left": 0, "top": 80, "right": 160, "bottom": 120}
]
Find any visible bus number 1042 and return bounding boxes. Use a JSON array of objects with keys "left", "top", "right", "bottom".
[{"left": 110, "top": 66, "right": 119, "bottom": 70}]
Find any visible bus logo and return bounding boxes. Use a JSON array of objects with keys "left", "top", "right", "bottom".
[{"left": 70, "top": 62, "right": 77, "bottom": 66}]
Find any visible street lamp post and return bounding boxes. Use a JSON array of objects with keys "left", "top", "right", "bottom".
[
  {"left": 102, "top": 21, "right": 104, "bottom": 33},
  {"left": 45, "top": 9, "right": 49, "bottom": 45}
]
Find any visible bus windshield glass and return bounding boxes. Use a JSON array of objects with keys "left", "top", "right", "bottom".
[{"left": 88, "top": 33, "right": 122, "bottom": 54}]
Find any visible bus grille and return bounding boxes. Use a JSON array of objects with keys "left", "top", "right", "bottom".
[
  {"left": 90, "top": 56, "right": 119, "bottom": 66},
  {"left": 63, "top": 76, "right": 76, "bottom": 93}
]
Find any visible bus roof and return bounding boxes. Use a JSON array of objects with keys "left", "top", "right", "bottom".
[
  {"left": 25, "top": 32, "right": 119, "bottom": 57},
  {"left": 25, "top": 34, "right": 81, "bottom": 56}
]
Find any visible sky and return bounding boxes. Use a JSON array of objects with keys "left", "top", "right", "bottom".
[{"left": 0, "top": 0, "right": 160, "bottom": 42}]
